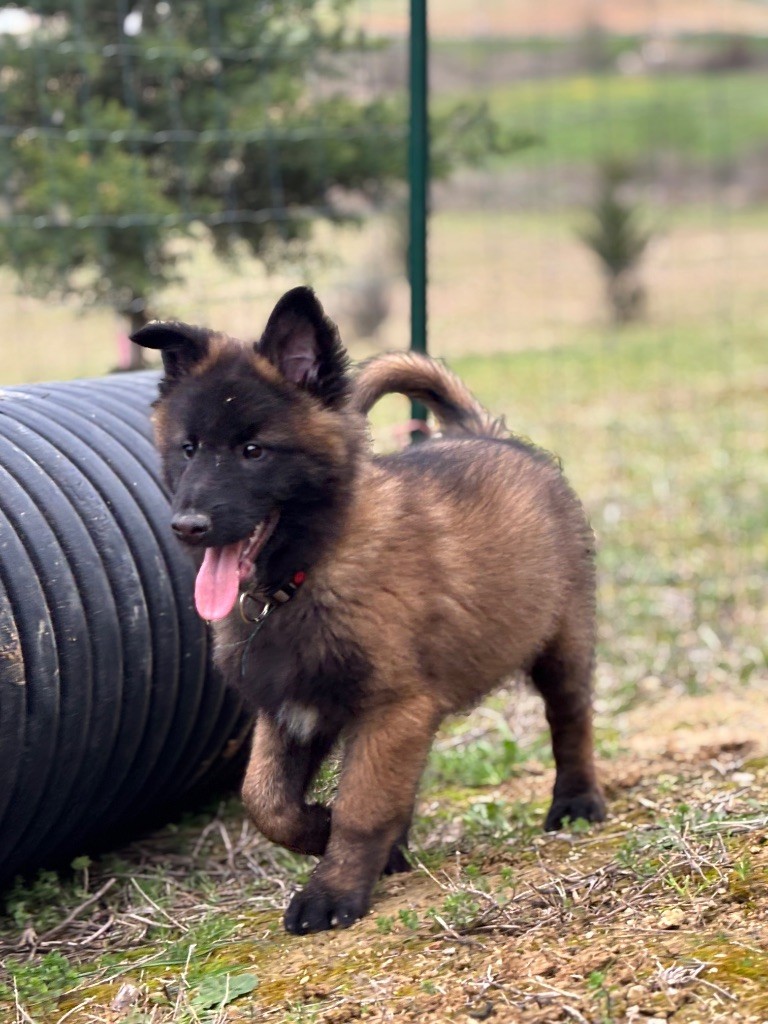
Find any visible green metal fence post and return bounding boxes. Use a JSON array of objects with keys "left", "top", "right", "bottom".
[{"left": 409, "top": 0, "right": 428, "bottom": 442}]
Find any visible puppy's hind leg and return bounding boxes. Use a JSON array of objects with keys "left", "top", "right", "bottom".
[{"left": 530, "top": 608, "right": 606, "bottom": 831}]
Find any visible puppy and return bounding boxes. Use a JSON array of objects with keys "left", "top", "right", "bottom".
[{"left": 132, "top": 287, "right": 605, "bottom": 934}]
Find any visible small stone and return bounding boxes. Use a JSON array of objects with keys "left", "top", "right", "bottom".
[
  {"left": 732, "top": 772, "right": 756, "bottom": 786},
  {"left": 467, "top": 1001, "right": 494, "bottom": 1020},
  {"left": 110, "top": 983, "right": 141, "bottom": 1011},
  {"left": 658, "top": 907, "right": 686, "bottom": 929},
  {"left": 626, "top": 985, "right": 646, "bottom": 1003}
]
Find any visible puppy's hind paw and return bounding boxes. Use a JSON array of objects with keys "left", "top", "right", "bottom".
[
  {"left": 382, "top": 841, "right": 412, "bottom": 876},
  {"left": 544, "top": 789, "right": 607, "bottom": 832}
]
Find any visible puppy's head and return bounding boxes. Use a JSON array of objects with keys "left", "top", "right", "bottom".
[{"left": 132, "top": 287, "right": 361, "bottom": 621}]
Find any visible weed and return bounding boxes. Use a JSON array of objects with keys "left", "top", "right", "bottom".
[
  {"left": 190, "top": 971, "right": 259, "bottom": 1012},
  {"left": 398, "top": 908, "right": 420, "bottom": 930},
  {"left": 558, "top": 815, "right": 595, "bottom": 835},
  {"left": 615, "top": 834, "right": 658, "bottom": 878},
  {"left": 438, "top": 891, "right": 484, "bottom": 931},
  {"left": 427, "top": 736, "right": 524, "bottom": 789},
  {"left": 662, "top": 872, "right": 699, "bottom": 899},
  {"left": 1, "top": 951, "right": 80, "bottom": 1010},
  {"left": 587, "top": 969, "right": 616, "bottom": 1024},
  {"left": 285, "top": 1000, "right": 322, "bottom": 1023},
  {"left": 461, "top": 864, "right": 487, "bottom": 887},
  {"left": 460, "top": 798, "right": 539, "bottom": 845},
  {"left": 122, "top": 1012, "right": 153, "bottom": 1024},
  {"left": 308, "top": 752, "right": 342, "bottom": 804},
  {"left": 732, "top": 856, "right": 752, "bottom": 883},
  {"left": 2, "top": 869, "right": 87, "bottom": 934}
]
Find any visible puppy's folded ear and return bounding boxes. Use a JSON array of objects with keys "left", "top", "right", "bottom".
[
  {"left": 130, "top": 321, "right": 212, "bottom": 391},
  {"left": 257, "top": 287, "right": 350, "bottom": 408}
]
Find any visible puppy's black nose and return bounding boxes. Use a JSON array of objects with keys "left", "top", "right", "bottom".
[{"left": 171, "top": 512, "right": 212, "bottom": 541}]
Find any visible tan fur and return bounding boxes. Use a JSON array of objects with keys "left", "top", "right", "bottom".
[
  {"left": 257, "top": 398, "right": 356, "bottom": 466},
  {"left": 190, "top": 335, "right": 284, "bottom": 387},
  {"left": 315, "top": 448, "right": 589, "bottom": 713},
  {"left": 351, "top": 351, "right": 507, "bottom": 437},
  {"left": 187, "top": 332, "right": 239, "bottom": 376}
]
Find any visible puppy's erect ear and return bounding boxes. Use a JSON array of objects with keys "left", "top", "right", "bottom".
[
  {"left": 257, "top": 287, "right": 349, "bottom": 408},
  {"left": 130, "top": 321, "right": 212, "bottom": 390}
]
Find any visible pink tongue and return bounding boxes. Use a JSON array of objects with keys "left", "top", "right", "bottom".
[{"left": 194, "top": 542, "right": 243, "bottom": 621}]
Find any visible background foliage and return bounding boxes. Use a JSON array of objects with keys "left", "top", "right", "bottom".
[{"left": 0, "top": 0, "right": 517, "bottom": 346}]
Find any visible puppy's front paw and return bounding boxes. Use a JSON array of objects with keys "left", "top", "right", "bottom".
[{"left": 283, "top": 883, "right": 369, "bottom": 935}]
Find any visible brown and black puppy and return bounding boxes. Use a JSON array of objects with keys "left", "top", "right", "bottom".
[{"left": 132, "top": 286, "right": 606, "bottom": 935}]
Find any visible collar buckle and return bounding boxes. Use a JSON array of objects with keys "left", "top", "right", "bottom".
[
  {"left": 239, "top": 592, "right": 274, "bottom": 625},
  {"left": 238, "top": 569, "right": 306, "bottom": 625}
]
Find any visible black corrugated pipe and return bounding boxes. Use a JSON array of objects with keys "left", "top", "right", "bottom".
[{"left": 0, "top": 371, "right": 252, "bottom": 887}]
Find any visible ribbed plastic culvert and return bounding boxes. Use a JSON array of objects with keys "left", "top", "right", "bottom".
[{"left": 0, "top": 371, "right": 251, "bottom": 887}]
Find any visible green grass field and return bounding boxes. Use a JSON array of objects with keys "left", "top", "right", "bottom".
[{"left": 438, "top": 71, "right": 768, "bottom": 169}]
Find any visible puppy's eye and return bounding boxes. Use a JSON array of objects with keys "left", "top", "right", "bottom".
[
  {"left": 181, "top": 440, "right": 197, "bottom": 459},
  {"left": 243, "top": 443, "right": 264, "bottom": 460}
]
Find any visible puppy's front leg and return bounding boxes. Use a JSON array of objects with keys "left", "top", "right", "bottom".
[
  {"left": 284, "top": 693, "right": 440, "bottom": 934},
  {"left": 242, "top": 714, "right": 336, "bottom": 856}
]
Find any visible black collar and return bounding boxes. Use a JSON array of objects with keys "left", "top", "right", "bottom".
[{"left": 238, "top": 570, "right": 306, "bottom": 624}]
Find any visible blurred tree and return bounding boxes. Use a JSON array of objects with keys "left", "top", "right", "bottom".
[
  {"left": 0, "top": 1, "right": 524, "bottom": 366},
  {"left": 579, "top": 160, "right": 653, "bottom": 325}
]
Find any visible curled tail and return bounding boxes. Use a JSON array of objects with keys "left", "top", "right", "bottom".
[{"left": 350, "top": 351, "right": 506, "bottom": 439}]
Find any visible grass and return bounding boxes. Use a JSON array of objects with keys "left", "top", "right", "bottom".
[{"left": 466, "top": 72, "right": 768, "bottom": 169}]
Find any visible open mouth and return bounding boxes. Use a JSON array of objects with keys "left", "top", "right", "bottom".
[{"left": 194, "top": 510, "right": 279, "bottom": 622}]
